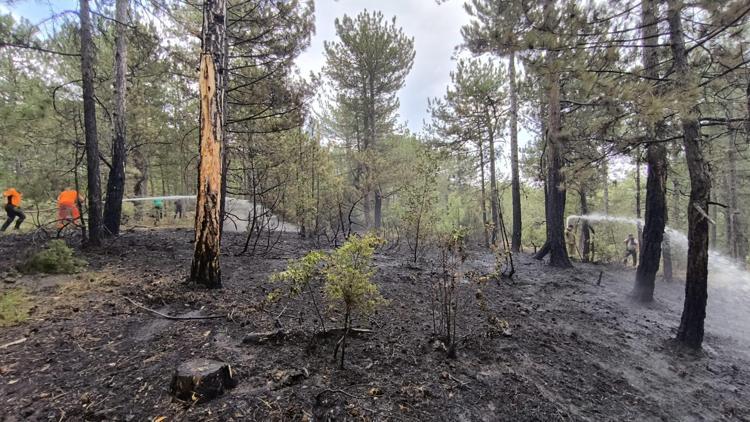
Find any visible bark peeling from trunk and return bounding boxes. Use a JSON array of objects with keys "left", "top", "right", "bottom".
[{"left": 191, "top": 44, "right": 224, "bottom": 288}]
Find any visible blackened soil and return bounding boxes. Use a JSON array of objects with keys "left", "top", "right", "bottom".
[{"left": 0, "top": 229, "right": 748, "bottom": 421}]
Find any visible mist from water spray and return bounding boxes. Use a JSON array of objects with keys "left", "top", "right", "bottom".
[{"left": 567, "top": 213, "right": 750, "bottom": 290}]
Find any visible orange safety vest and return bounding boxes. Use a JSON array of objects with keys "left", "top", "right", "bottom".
[
  {"left": 3, "top": 188, "right": 21, "bottom": 207},
  {"left": 57, "top": 190, "right": 79, "bottom": 206}
]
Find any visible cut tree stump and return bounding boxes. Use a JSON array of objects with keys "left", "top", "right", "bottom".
[{"left": 170, "top": 358, "right": 237, "bottom": 402}]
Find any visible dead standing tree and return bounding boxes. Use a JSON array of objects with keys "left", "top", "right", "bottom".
[{"left": 191, "top": 0, "right": 226, "bottom": 288}]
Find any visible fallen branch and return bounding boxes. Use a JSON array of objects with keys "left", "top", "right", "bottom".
[
  {"left": 316, "top": 327, "right": 373, "bottom": 338},
  {"left": 0, "top": 337, "right": 27, "bottom": 349},
  {"left": 242, "top": 329, "right": 287, "bottom": 345},
  {"left": 317, "top": 388, "right": 363, "bottom": 400},
  {"left": 242, "top": 327, "right": 374, "bottom": 345},
  {"left": 122, "top": 296, "right": 225, "bottom": 320},
  {"left": 597, "top": 271, "right": 604, "bottom": 286},
  {"left": 448, "top": 373, "right": 472, "bottom": 390}
]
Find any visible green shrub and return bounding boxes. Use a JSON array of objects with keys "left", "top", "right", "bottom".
[
  {"left": 0, "top": 289, "right": 31, "bottom": 326},
  {"left": 19, "top": 240, "right": 86, "bottom": 274},
  {"left": 270, "top": 233, "right": 386, "bottom": 368},
  {"left": 269, "top": 250, "right": 327, "bottom": 331}
]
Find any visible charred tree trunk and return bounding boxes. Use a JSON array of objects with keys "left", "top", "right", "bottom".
[
  {"left": 509, "top": 51, "right": 522, "bottom": 252},
  {"left": 634, "top": 0, "right": 668, "bottom": 302},
  {"left": 579, "top": 188, "right": 590, "bottom": 263},
  {"left": 668, "top": 0, "right": 711, "bottom": 349},
  {"left": 190, "top": 0, "right": 226, "bottom": 288},
  {"left": 634, "top": 140, "right": 668, "bottom": 301},
  {"left": 79, "top": 0, "right": 103, "bottom": 247},
  {"left": 534, "top": 48, "right": 572, "bottom": 268},
  {"left": 103, "top": 0, "right": 129, "bottom": 237}
]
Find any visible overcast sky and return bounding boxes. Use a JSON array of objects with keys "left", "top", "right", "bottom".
[
  {"left": 296, "top": 0, "right": 472, "bottom": 134},
  {"left": 3, "top": 0, "right": 471, "bottom": 134}
]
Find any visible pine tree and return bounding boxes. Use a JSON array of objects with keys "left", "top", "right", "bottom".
[
  {"left": 462, "top": 0, "right": 527, "bottom": 252},
  {"left": 102, "top": 0, "right": 129, "bottom": 236},
  {"left": 668, "top": 0, "right": 711, "bottom": 349},
  {"left": 79, "top": 0, "right": 103, "bottom": 246},
  {"left": 323, "top": 10, "right": 415, "bottom": 229},
  {"left": 633, "top": 0, "right": 669, "bottom": 302}
]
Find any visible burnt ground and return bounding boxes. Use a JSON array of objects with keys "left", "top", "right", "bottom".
[{"left": 0, "top": 228, "right": 749, "bottom": 421}]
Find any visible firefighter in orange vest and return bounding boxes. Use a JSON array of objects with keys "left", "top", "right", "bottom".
[
  {"left": 1, "top": 188, "right": 26, "bottom": 231},
  {"left": 57, "top": 188, "right": 82, "bottom": 228}
]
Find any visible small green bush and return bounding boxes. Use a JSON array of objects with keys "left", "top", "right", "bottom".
[
  {"left": 270, "top": 233, "right": 386, "bottom": 368},
  {"left": 19, "top": 240, "right": 86, "bottom": 274},
  {"left": 0, "top": 289, "right": 31, "bottom": 326}
]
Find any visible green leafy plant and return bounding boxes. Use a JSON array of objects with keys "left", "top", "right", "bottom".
[
  {"left": 19, "top": 240, "right": 86, "bottom": 274},
  {"left": 0, "top": 288, "right": 31, "bottom": 327},
  {"left": 323, "top": 233, "right": 385, "bottom": 368},
  {"left": 269, "top": 233, "right": 385, "bottom": 368},
  {"left": 269, "top": 250, "right": 327, "bottom": 332}
]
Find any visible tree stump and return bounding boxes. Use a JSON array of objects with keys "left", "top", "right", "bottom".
[{"left": 170, "top": 358, "right": 237, "bottom": 402}]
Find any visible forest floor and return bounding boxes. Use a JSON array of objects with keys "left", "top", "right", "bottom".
[{"left": 0, "top": 228, "right": 749, "bottom": 421}]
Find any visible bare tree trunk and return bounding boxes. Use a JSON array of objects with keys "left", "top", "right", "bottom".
[
  {"left": 726, "top": 160, "right": 735, "bottom": 256},
  {"left": 635, "top": 148, "right": 643, "bottom": 242},
  {"left": 368, "top": 78, "right": 382, "bottom": 230},
  {"left": 103, "top": 0, "right": 129, "bottom": 237},
  {"left": 132, "top": 148, "right": 148, "bottom": 221},
  {"left": 79, "top": 0, "right": 103, "bottom": 247},
  {"left": 191, "top": 0, "right": 226, "bottom": 288},
  {"left": 509, "top": 51, "right": 522, "bottom": 252},
  {"left": 479, "top": 140, "right": 489, "bottom": 248},
  {"left": 374, "top": 189, "right": 382, "bottom": 230},
  {"left": 219, "top": 32, "right": 229, "bottom": 234},
  {"left": 363, "top": 190, "right": 372, "bottom": 229},
  {"left": 488, "top": 120, "right": 500, "bottom": 246},
  {"left": 579, "top": 188, "right": 590, "bottom": 263},
  {"left": 602, "top": 157, "right": 610, "bottom": 215},
  {"left": 668, "top": 0, "right": 711, "bottom": 349},
  {"left": 662, "top": 206, "right": 673, "bottom": 281},
  {"left": 727, "top": 140, "right": 747, "bottom": 265},
  {"left": 634, "top": 0, "right": 668, "bottom": 302},
  {"left": 709, "top": 193, "right": 717, "bottom": 247}
]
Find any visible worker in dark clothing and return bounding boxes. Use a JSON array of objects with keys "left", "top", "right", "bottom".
[
  {"left": 174, "top": 199, "right": 184, "bottom": 219},
  {"left": 2, "top": 188, "right": 26, "bottom": 231},
  {"left": 623, "top": 233, "right": 639, "bottom": 267}
]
